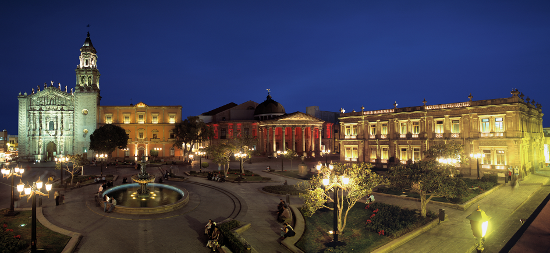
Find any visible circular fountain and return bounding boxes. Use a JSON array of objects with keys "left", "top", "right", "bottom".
[{"left": 102, "top": 156, "right": 188, "bottom": 214}]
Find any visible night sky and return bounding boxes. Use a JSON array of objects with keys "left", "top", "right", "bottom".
[{"left": 2, "top": 1, "right": 550, "bottom": 135}]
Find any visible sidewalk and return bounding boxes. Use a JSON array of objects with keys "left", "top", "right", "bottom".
[{"left": 384, "top": 170, "right": 550, "bottom": 253}]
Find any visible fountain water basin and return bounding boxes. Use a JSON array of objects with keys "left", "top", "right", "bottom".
[{"left": 102, "top": 183, "right": 188, "bottom": 214}]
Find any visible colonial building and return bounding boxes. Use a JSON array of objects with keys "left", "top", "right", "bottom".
[
  {"left": 17, "top": 33, "right": 100, "bottom": 161},
  {"left": 98, "top": 102, "right": 183, "bottom": 160},
  {"left": 17, "top": 33, "right": 182, "bottom": 162},
  {"left": 200, "top": 92, "right": 335, "bottom": 157},
  {"left": 339, "top": 90, "right": 544, "bottom": 176}
]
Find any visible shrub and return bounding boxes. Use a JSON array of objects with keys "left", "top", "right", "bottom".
[
  {"left": 218, "top": 220, "right": 248, "bottom": 253},
  {"left": 364, "top": 202, "right": 435, "bottom": 238},
  {"left": 0, "top": 224, "right": 26, "bottom": 253},
  {"left": 481, "top": 174, "right": 498, "bottom": 184}
]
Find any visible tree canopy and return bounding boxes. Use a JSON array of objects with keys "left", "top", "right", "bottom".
[
  {"left": 89, "top": 124, "right": 128, "bottom": 155},
  {"left": 172, "top": 116, "right": 213, "bottom": 160},
  {"left": 205, "top": 141, "right": 233, "bottom": 176},
  {"left": 298, "top": 162, "right": 385, "bottom": 234},
  {"left": 387, "top": 143, "right": 469, "bottom": 217}
]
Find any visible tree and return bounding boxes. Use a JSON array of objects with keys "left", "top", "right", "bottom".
[
  {"left": 283, "top": 148, "right": 298, "bottom": 169},
  {"left": 89, "top": 124, "right": 128, "bottom": 156},
  {"left": 298, "top": 162, "right": 386, "bottom": 234},
  {"left": 205, "top": 141, "right": 233, "bottom": 177},
  {"left": 172, "top": 116, "right": 214, "bottom": 162},
  {"left": 424, "top": 142, "right": 469, "bottom": 165},
  {"left": 229, "top": 134, "right": 257, "bottom": 173}
]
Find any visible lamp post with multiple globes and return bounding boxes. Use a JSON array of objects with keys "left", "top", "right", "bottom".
[
  {"left": 17, "top": 177, "right": 52, "bottom": 253},
  {"left": 322, "top": 149, "right": 331, "bottom": 165},
  {"left": 315, "top": 163, "right": 349, "bottom": 247},
  {"left": 1, "top": 163, "right": 24, "bottom": 216},
  {"left": 235, "top": 152, "right": 247, "bottom": 174},
  {"left": 55, "top": 156, "right": 68, "bottom": 188},
  {"left": 277, "top": 150, "right": 287, "bottom": 172},
  {"left": 95, "top": 153, "right": 107, "bottom": 177},
  {"left": 196, "top": 150, "right": 205, "bottom": 173}
]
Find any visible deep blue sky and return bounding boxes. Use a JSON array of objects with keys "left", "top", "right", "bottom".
[{"left": 2, "top": 1, "right": 549, "bottom": 135}]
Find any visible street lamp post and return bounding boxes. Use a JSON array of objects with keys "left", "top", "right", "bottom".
[
  {"left": 2, "top": 163, "right": 24, "bottom": 216},
  {"left": 277, "top": 150, "right": 287, "bottom": 172},
  {"left": 17, "top": 177, "right": 52, "bottom": 253},
  {"left": 196, "top": 151, "right": 205, "bottom": 173},
  {"left": 466, "top": 205, "right": 491, "bottom": 253},
  {"left": 55, "top": 156, "right": 68, "bottom": 188},
  {"left": 235, "top": 152, "right": 247, "bottom": 173},
  {"left": 316, "top": 163, "right": 348, "bottom": 247},
  {"left": 470, "top": 153, "right": 485, "bottom": 180},
  {"left": 96, "top": 153, "right": 106, "bottom": 177},
  {"left": 322, "top": 149, "right": 331, "bottom": 165}
]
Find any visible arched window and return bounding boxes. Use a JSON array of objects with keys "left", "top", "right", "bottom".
[{"left": 49, "top": 121, "right": 54, "bottom": 131}]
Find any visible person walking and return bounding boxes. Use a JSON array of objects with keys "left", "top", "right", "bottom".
[{"left": 54, "top": 191, "right": 60, "bottom": 206}]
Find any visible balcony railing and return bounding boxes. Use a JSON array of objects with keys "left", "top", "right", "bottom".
[
  {"left": 370, "top": 135, "right": 375, "bottom": 139},
  {"left": 380, "top": 135, "right": 387, "bottom": 139},
  {"left": 451, "top": 133, "right": 460, "bottom": 138},
  {"left": 345, "top": 135, "right": 357, "bottom": 139},
  {"left": 435, "top": 133, "right": 443, "bottom": 138},
  {"left": 345, "top": 157, "right": 358, "bottom": 162},
  {"left": 381, "top": 159, "right": 388, "bottom": 163},
  {"left": 411, "top": 134, "right": 419, "bottom": 138},
  {"left": 400, "top": 134, "right": 406, "bottom": 138},
  {"left": 370, "top": 159, "right": 376, "bottom": 163}
]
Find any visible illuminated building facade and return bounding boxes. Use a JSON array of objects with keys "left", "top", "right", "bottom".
[
  {"left": 98, "top": 103, "right": 182, "bottom": 161},
  {"left": 201, "top": 93, "right": 335, "bottom": 157},
  {"left": 339, "top": 90, "right": 545, "bottom": 176}
]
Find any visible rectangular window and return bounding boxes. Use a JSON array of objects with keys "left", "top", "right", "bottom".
[
  {"left": 412, "top": 122, "right": 420, "bottom": 134},
  {"left": 495, "top": 118, "right": 504, "bottom": 132},
  {"left": 482, "top": 150, "right": 491, "bottom": 164},
  {"left": 370, "top": 147, "right": 377, "bottom": 160},
  {"left": 496, "top": 150, "right": 506, "bottom": 165},
  {"left": 381, "top": 147, "right": 389, "bottom": 160},
  {"left": 139, "top": 133, "right": 144, "bottom": 139},
  {"left": 345, "top": 146, "right": 358, "bottom": 160},
  {"left": 481, "top": 118, "right": 490, "bottom": 133},
  {"left": 381, "top": 123, "right": 388, "bottom": 135},
  {"left": 221, "top": 129, "right": 226, "bottom": 139},
  {"left": 400, "top": 122, "right": 407, "bottom": 134},
  {"left": 452, "top": 120, "right": 460, "bottom": 133},
  {"left": 170, "top": 148, "right": 175, "bottom": 156},
  {"left": 370, "top": 124, "right": 376, "bottom": 135},
  {"left": 352, "top": 125, "right": 357, "bottom": 135},
  {"left": 435, "top": 120, "right": 444, "bottom": 133},
  {"left": 169, "top": 114, "right": 176, "bottom": 124},
  {"left": 244, "top": 128, "right": 250, "bottom": 137},
  {"left": 152, "top": 133, "right": 158, "bottom": 139},
  {"left": 138, "top": 114, "right": 144, "bottom": 124},
  {"left": 124, "top": 150, "right": 129, "bottom": 157},
  {"left": 124, "top": 115, "right": 130, "bottom": 124},
  {"left": 105, "top": 114, "right": 112, "bottom": 124},
  {"left": 413, "top": 148, "right": 421, "bottom": 161},
  {"left": 400, "top": 148, "right": 408, "bottom": 161},
  {"left": 352, "top": 147, "right": 358, "bottom": 159},
  {"left": 152, "top": 115, "right": 158, "bottom": 124},
  {"left": 169, "top": 131, "right": 175, "bottom": 139},
  {"left": 345, "top": 125, "right": 351, "bottom": 136}
]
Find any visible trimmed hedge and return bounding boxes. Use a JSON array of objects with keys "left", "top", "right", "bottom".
[
  {"left": 364, "top": 202, "right": 436, "bottom": 238},
  {"left": 218, "top": 220, "right": 249, "bottom": 253}
]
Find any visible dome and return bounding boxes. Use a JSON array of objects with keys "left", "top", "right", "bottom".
[{"left": 254, "top": 94, "right": 285, "bottom": 120}]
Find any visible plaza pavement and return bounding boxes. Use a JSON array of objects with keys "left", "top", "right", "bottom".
[{"left": 4, "top": 159, "right": 550, "bottom": 253}]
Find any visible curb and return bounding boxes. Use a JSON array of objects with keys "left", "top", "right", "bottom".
[
  {"left": 281, "top": 205, "right": 305, "bottom": 253},
  {"left": 16, "top": 207, "right": 82, "bottom": 253},
  {"left": 371, "top": 215, "right": 447, "bottom": 253}
]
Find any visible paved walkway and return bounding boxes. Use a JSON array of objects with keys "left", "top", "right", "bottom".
[
  {"left": 387, "top": 169, "right": 550, "bottom": 253},
  {"left": 5, "top": 158, "right": 550, "bottom": 253}
]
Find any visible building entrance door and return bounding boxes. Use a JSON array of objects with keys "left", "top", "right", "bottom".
[{"left": 46, "top": 142, "right": 57, "bottom": 161}]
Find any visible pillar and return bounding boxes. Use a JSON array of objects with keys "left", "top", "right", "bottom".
[
  {"left": 282, "top": 126, "right": 286, "bottom": 152},
  {"left": 272, "top": 126, "right": 276, "bottom": 156},
  {"left": 311, "top": 126, "right": 315, "bottom": 156},
  {"left": 302, "top": 126, "right": 306, "bottom": 155},
  {"left": 266, "top": 127, "right": 270, "bottom": 154},
  {"left": 319, "top": 126, "right": 323, "bottom": 152},
  {"left": 292, "top": 127, "right": 296, "bottom": 152}
]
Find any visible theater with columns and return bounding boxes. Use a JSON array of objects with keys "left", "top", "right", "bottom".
[{"left": 199, "top": 92, "right": 336, "bottom": 157}]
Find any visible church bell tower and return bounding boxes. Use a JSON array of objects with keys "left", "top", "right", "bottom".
[{"left": 74, "top": 32, "right": 100, "bottom": 159}]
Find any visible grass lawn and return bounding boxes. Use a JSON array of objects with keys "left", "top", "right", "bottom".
[
  {"left": 190, "top": 170, "right": 271, "bottom": 182},
  {"left": 296, "top": 202, "right": 392, "bottom": 253},
  {"left": 0, "top": 209, "right": 71, "bottom": 253},
  {"left": 377, "top": 177, "right": 498, "bottom": 204},
  {"left": 269, "top": 170, "right": 314, "bottom": 180}
]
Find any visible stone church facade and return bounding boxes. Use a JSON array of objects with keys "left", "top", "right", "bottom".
[{"left": 17, "top": 33, "right": 101, "bottom": 162}]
